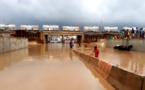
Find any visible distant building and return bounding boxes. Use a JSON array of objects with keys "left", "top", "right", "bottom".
[
  {"left": 43, "top": 25, "right": 59, "bottom": 30},
  {"left": 84, "top": 26, "right": 99, "bottom": 32},
  {"left": 62, "top": 26, "right": 80, "bottom": 31},
  {"left": 0, "top": 24, "right": 16, "bottom": 31},
  {"left": 20, "top": 25, "right": 39, "bottom": 30},
  {"left": 104, "top": 27, "right": 119, "bottom": 32}
]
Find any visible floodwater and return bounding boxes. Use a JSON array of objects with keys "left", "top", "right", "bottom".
[
  {"left": 0, "top": 43, "right": 114, "bottom": 90},
  {"left": 76, "top": 42, "right": 145, "bottom": 76}
]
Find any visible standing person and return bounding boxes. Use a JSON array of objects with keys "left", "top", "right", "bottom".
[
  {"left": 144, "top": 31, "right": 145, "bottom": 39},
  {"left": 91, "top": 46, "right": 99, "bottom": 59},
  {"left": 131, "top": 28, "right": 135, "bottom": 38},
  {"left": 136, "top": 27, "right": 139, "bottom": 38},
  {"left": 69, "top": 38, "right": 74, "bottom": 49},
  {"left": 120, "top": 29, "right": 124, "bottom": 39},
  {"left": 140, "top": 28, "right": 143, "bottom": 38},
  {"left": 122, "top": 29, "right": 125, "bottom": 39},
  {"left": 124, "top": 30, "right": 127, "bottom": 39},
  {"left": 126, "top": 30, "right": 130, "bottom": 39}
]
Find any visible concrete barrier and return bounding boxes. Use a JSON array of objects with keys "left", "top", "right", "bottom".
[
  {"left": 108, "top": 66, "right": 143, "bottom": 90},
  {"left": 80, "top": 53, "right": 91, "bottom": 62},
  {"left": 73, "top": 50, "right": 112, "bottom": 80},
  {"left": 0, "top": 37, "right": 28, "bottom": 53},
  {"left": 74, "top": 50, "right": 145, "bottom": 90},
  {"left": 96, "top": 60, "right": 112, "bottom": 80},
  {"left": 89, "top": 56, "right": 98, "bottom": 67},
  {"left": 73, "top": 50, "right": 81, "bottom": 56}
]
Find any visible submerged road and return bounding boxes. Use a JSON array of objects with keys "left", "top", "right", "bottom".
[
  {"left": 0, "top": 43, "right": 114, "bottom": 90},
  {"left": 76, "top": 42, "right": 145, "bottom": 76}
]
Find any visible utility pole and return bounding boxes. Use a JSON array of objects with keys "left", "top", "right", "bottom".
[
  {"left": 1, "top": 18, "right": 5, "bottom": 24},
  {"left": 100, "top": 19, "right": 102, "bottom": 31}
]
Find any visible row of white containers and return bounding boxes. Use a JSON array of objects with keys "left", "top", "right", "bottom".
[{"left": 1, "top": 24, "right": 144, "bottom": 32}]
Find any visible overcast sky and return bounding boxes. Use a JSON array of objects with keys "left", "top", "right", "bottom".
[{"left": 0, "top": 0, "right": 145, "bottom": 29}]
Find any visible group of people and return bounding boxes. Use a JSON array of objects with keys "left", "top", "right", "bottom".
[{"left": 121, "top": 28, "right": 145, "bottom": 39}]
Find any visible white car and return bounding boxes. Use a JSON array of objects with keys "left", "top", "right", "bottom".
[{"left": 50, "top": 38, "right": 61, "bottom": 43}]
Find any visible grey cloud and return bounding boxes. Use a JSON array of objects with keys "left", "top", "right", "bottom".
[{"left": 0, "top": 0, "right": 145, "bottom": 29}]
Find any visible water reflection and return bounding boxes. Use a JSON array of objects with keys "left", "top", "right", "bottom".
[
  {"left": 0, "top": 43, "right": 114, "bottom": 90},
  {"left": 0, "top": 49, "right": 28, "bottom": 71},
  {"left": 69, "top": 51, "right": 73, "bottom": 60}
]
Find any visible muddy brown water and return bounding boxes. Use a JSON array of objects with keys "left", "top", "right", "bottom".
[
  {"left": 0, "top": 43, "right": 114, "bottom": 90},
  {"left": 77, "top": 43, "right": 145, "bottom": 76}
]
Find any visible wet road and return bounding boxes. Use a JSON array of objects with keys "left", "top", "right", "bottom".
[
  {"left": 76, "top": 42, "right": 145, "bottom": 76},
  {"left": 0, "top": 43, "right": 114, "bottom": 90}
]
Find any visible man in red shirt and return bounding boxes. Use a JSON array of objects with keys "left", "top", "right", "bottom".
[{"left": 91, "top": 46, "right": 99, "bottom": 59}]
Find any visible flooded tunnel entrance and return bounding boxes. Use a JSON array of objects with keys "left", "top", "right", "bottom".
[
  {"left": 77, "top": 35, "right": 82, "bottom": 43},
  {"left": 45, "top": 35, "right": 48, "bottom": 43},
  {"left": 0, "top": 43, "right": 114, "bottom": 90},
  {"left": 44, "top": 35, "right": 83, "bottom": 44}
]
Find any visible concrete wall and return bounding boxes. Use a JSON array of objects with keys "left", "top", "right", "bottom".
[
  {"left": 73, "top": 50, "right": 112, "bottom": 80},
  {"left": 0, "top": 37, "right": 28, "bottom": 53},
  {"left": 108, "top": 66, "right": 143, "bottom": 90},
  {"left": 106, "top": 39, "right": 145, "bottom": 52},
  {"left": 73, "top": 50, "right": 145, "bottom": 90},
  {"left": 0, "top": 33, "right": 10, "bottom": 37},
  {"left": 2, "top": 33, "right": 10, "bottom": 37}
]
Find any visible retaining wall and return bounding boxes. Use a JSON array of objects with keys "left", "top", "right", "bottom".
[
  {"left": 73, "top": 50, "right": 112, "bottom": 80},
  {"left": 108, "top": 66, "right": 143, "bottom": 90},
  {"left": 73, "top": 50, "right": 145, "bottom": 90},
  {"left": 0, "top": 37, "right": 28, "bottom": 53},
  {"left": 0, "top": 33, "right": 10, "bottom": 37},
  {"left": 106, "top": 39, "right": 145, "bottom": 52}
]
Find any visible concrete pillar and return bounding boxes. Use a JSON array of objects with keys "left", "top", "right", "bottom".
[
  {"left": 43, "top": 35, "right": 46, "bottom": 43},
  {"left": 39, "top": 32, "right": 45, "bottom": 43},
  {"left": 43, "top": 35, "right": 48, "bottom": 44},
  {"left": 62, "top": 35, "right": 65, "bottom": 43},
  {"left": 81, "top": 35, "right": 84, "bottom": 43}
]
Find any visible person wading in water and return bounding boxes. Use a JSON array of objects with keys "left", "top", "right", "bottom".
[
  {"left": 91, "top": 46, "right": 99, "bottom": 59},
  {"left": 69, "top": 38, "right": 75, "bottom": 49}
]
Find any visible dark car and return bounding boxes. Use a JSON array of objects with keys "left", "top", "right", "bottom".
[{"left": 114, "top": 45, "right": 133, "bottom": 51}]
